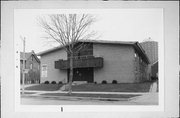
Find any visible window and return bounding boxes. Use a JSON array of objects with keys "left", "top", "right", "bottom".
[
  {"left": 25, "top": 60, "right": 26, "bottom": 68},
  {"left": 41, "top": 65, "right": 47, "bottom": 77},
  {"left": 134, "top": 53, "right": 137, "bottom": 57},
  {"left": 30, "top": 63, "right": 33, "bottom": 69}
]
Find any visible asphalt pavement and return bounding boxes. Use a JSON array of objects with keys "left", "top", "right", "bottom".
[
  {"left": 20, "top": 90, "right": 158, "bottom": 105},
  {"left": 21, "top": 95, "right": 157, "bottom": 105}
]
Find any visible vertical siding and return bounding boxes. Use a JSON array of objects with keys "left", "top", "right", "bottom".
[
  {"left": 40, "top": 49, "right": 67, "bottom": 83},
  {"left": 93, "top": 43, "right": 135, "bottom": 83}
]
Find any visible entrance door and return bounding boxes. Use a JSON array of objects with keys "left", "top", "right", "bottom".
[{"left": 67, "top": 67, "right": 93, "bottom": 83}]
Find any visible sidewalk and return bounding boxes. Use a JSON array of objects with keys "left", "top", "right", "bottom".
[{"left": 130, "top": 93, "right": 158, "bottom": 105}]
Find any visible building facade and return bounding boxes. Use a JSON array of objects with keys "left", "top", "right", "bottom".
[
  {"left": 38, "top": 40, "right": 150, "bottom": 84},
  {"left": 20, "top": 50, "right": 40, "bottom": 84},
  {"left": 151, "top": 61, "right": 158, "bottom": 79},
  {"left": 140, "top": 38, "right": 158, "bottom": 78},
  {"left": 140, "top": 39, "right": 158, "bottom": 64}
]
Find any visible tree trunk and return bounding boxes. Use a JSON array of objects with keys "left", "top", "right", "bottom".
[{"left": 68, "top": 53, "right": 73, "bottom": 95}]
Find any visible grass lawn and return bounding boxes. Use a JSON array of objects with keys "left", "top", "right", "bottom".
[
  {"left": 24, "top": 82, "right": 152, "bottom": 92},
  {"left": 69, "top": 82, "right": 152, "bottom": 92},
  {"left": 41, "top": 93, "right": 139, "bottom": 99},
  {"left": 25, "top": 84, "right": 64, "bottom": 91}
]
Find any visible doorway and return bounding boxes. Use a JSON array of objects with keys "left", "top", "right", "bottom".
[{"left": 67, "top": 67, "right": 94, "bottom": 83}]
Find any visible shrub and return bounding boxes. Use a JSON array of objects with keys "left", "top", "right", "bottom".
[
  {"left": 51, "top": 81, "right": 56, "bottom": 84},
  {"left": 112, "top": 80, "right": 117, "bottom": 84},
  {"left": 58, "top": 81, "right": 63, "bottom": 84},
  {"left": 44, "top": 81, "right": 49, "bottom": 84},
  {"left": 102, "top": 80, "right": 107, "bottom": 84}
]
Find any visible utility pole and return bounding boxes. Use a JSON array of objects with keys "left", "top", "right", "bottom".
[{"left": 20, "top": 36, "right": 26, "bottom": 94}]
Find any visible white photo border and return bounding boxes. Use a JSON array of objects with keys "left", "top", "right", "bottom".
[{"left": 1, "top": 1, "right": 179, "bottom": 118}]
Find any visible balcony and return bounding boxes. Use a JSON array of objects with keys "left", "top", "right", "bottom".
[{"left": 55, "top": 56, "right": 103, "bottom": 70}]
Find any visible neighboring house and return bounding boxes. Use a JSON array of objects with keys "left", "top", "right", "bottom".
[
  {"left": 140, "top": 38, "right": 158, "bottom": 64},
  {"left": 20, "top": 50, "right": 40, "bottom": 84},
  {"left": 140, "top": 38, "right": 158, "bottom": 79},
  {"left": 38, "top": 40, "right": 150, "bottom": 84}
]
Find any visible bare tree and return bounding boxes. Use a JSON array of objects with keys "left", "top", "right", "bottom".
[{"left": 39, "top": 14, "right": 96, "bottom": 94}]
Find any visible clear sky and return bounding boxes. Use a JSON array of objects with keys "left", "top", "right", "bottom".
[{"left": 14, "top": 9, "right": 163, "bottom": 53}]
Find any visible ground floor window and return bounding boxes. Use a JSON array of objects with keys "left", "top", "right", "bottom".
[{"left": 41, "top": 64, "right": 47, "bottom": 77}]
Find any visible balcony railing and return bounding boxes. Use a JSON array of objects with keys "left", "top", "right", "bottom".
[{"left": 55, "top": 55, "right": 103, "bottom": 69}]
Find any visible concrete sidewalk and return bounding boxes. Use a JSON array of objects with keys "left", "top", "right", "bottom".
[{"left": 130, "top": 93, "right": 158, "bottom": 104}]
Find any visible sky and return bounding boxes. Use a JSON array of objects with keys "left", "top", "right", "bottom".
[{"left": 14, "top": 9, "right": 163, "bottom": 53}]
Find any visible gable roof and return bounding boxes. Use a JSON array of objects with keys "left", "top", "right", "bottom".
[
  {"left": 20, "top": 51, "right": 40, "bottom": 63},
  {"left": 37, "top": 40, "right": 150, "bottom": 64},
  {"left": 20, "top": 52, "right": 31, "bottom": 60}
]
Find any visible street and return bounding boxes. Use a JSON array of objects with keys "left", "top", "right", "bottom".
[{"left": 21, "top": 95, "right": 158, "bottom": 105}]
